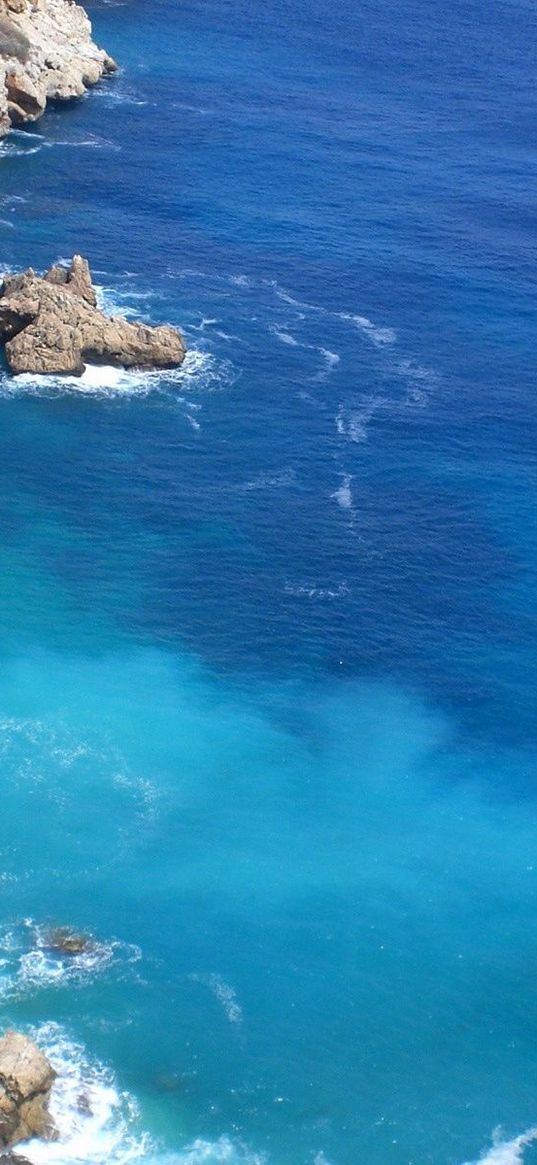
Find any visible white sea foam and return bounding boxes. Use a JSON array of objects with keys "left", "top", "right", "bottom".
[
  {"left": 269, "top": 280, "right": 396, "bottom": 346},
  {"left": 167, "top": 1139, "right": 264, "bottom": 1165},
  {"left": 0, "top": 919, "right": 141, "bottom": 1001},
  {"left": 88, "top": 87, "right": 149, "bottom": 108},
  {"left": 23, "top": 1023, "right": 149, "bottom": 1165},
  {"left": 207, "top": 975, "right": 243, "bottom": 1024},
  {"left": 338, "top": 312, "right": 396, "bottom": 347},
  {"left": 228, "top": 274, "right": 252, "bottom": 288},
  {"left": 243, "top": 468, "right": 296, "bottom": 491},
  {"left": 13, "top": 1024, "right": 264, "bottom": 1165},
  {"left": 0, "top": 349, "right": 231, "bottom": 400},
  {"left": 189, "top": 973, "right": 243, "bottom": 1024},
  {"left": 331, "top": 473, "right": 353, "bottom": 511},
  {"left": 462, "top": 1128, "right": 537, "bottom": 1165},
  {"left": 313, "top": 347, "right": 340, "bottom": 380},
  {"left": 268, "top": 325, "right": 299, "bottom": 346},
  {"left": 284, "top": 581, "right": 350, "bottom": 600},
  {"left": 1, "top": 143, "right": 43, "bottom": 157},
  {"left": 95, "top": 285, "right": 154, "bottom": 320},
  {"left": 188, "top": 317, "right": 219, "bottom": 333},
  {"left": 335, "top": 400, "right": 381, "bottom": 443},
  {"left": 46, "top": 136, "right": 119, "bottom": 152}
]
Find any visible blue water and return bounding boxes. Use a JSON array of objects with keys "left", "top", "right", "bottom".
[{"left": 1, "top": 1, "right": 537, "bottom": 1163}]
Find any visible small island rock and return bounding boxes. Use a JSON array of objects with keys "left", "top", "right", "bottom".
[
  {"left": 0, "top": 1032, "right": 56, "bottom": 1147},
  {"left": 0, "top": 256, "right": 186, "bottom": 376},
  {"left": 44, "top": 927, "right": 95, "bottom": 956}
]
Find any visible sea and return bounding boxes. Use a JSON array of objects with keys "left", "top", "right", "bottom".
[{"left": 0, "top": 1, "right": 536, "bottom": 1163}]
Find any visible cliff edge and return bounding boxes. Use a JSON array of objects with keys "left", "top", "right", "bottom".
[{"left": 0, "top": 0, "right": 116, "bottom": 136}]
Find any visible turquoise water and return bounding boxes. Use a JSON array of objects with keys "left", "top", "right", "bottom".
[{"left": 1, "top": 1, "right": 537, "bottom": 1163}]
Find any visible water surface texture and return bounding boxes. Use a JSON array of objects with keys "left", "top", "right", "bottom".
[{"left": 1, "top": 2, "right": 537, "bottom": 1164}]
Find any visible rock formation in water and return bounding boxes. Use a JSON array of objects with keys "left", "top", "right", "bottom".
[
  {"left": 0, "top": 1032, "right": 56, "bottom": 1148},
  {"left": 0, "top": 256, "right": 187, "bottom": 375},
  {"left": 0, "top": 0, "right": 117, "bottom": 137},
  {"left": 44, "top": 926, "right": 95, "bottom": 955}
]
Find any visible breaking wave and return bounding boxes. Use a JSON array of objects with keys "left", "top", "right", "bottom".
[
  {"left": 0, "top": 919, "right": 141, "bottom": 1001},
  {"left": 13, "top": 1027, "right": 263, "bottom": 1165},
  {"left": 462, "top": 1128, "right": 537, "bottom": 1165},
  {"left": 0, "top": 349, "right": 234, "bottom": 400},
  {"left": 22, "top": 1023, "right": 150, "bottom": 1165}
]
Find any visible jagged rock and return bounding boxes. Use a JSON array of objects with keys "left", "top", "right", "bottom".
[
  {"left": 0, "top": 256, "right": 187, "bottom": 376},
  {"left": 44, "top": 255, "right": 97, "bottom": 307},
  {"left": 0, "top": 0, "right": 117, "bottom": 136},
  {"left": 0, "top": 1032, "right": 56, "bottom": 1147},
  {"left": 5, "top": 69, "right": 44, "bottom": 122}
]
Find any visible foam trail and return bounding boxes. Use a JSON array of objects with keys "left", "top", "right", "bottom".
[
  {"left": 339, "top": 312, "right": 396, "bottom": 347},
  {"left": 331, "top": 473, "right": 353, "bottom": 512},
  {"left": 314, "top": 347, "right": 340, "bottom": 380},
  {"left": 164, "top": 1137, "right": 265, "bottom": 1164},
  {"left": 189, "top": 972, "right": 243, "bottom": 1024},
  {"left": 268, "top": 325, "right": 299, "bottom": 347},
  {"left": 462, "top": 1128, "right": 537, "bottom": 1165}
]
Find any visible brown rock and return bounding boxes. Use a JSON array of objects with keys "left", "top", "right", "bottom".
[
  {"left": 44, "top": 927, "right": 95, "bottom": 955},
  {"left": 0, "top": 0, "right": 117, "bottom": 136},
  {"left": 0, "top": 256, "right": 186, "bottom": 376},
  {"left": 44, "top": 255, "right": 96, "bottom": 307},
  {"left": 4, "top": 71, "right": 44, "bottom": 119},
  {"left": 0, "top": 1032, "right": 56, "bottom": 1148}
]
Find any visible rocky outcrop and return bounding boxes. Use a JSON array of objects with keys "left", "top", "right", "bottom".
[
  {"left": 44, "top": 926, "right": 95, "bottom": 955},
  {"left": 0, "top": 0, "right": 116, "bottom": 136},
  {"left": 0, "top": 256, "right": 187, "bottom": 375},
  {"left": 0, "top": 1032, "right": 56, "bottom": 1148}
]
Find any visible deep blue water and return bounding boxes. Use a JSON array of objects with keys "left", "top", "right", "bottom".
[{"left": 1, "top": 1, "right": 537, "bottom": 1164}]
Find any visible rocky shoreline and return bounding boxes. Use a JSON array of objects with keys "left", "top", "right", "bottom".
[
  {"left": 0, "top": 4, "right": 187, "bottom": 377},
  {"left": 0, "top": 0, "right": 116, "bottom": 137},
  {"left": 0, "top": 0, "right": 181, "bottom": 1146},
  {"left": 0, "top": 1032, "right": 56, "bottom": 1151}
]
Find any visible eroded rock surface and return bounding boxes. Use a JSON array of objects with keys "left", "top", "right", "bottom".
[
  {"left": 0, "top": 0, "right": 116, "bottom": 136},
  {"left": 0, "top": 1032, "right": 56, "bottom": 1147},
  {"left": 0, "top": 256, "right": 187, "bottom": 375}
]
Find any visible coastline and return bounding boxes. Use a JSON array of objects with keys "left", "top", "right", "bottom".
[{"left": 0, "top": 0, "right": 116, "bottom": 138}]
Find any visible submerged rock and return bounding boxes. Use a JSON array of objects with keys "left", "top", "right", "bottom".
[
  {"left": 0, "top": 1032, "right": 56, "bottom": 1147},
  {"left": 0, "top": 0, "right": 116, "bottom": 136},
  {"left": 0, "top": 256, "right": 186, "bottom": 376},
  {"left": 43, "top": 926, "right": 95, "bottom": 956}
]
